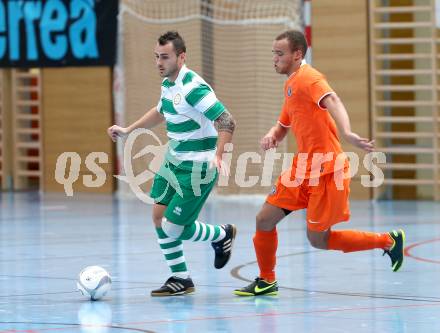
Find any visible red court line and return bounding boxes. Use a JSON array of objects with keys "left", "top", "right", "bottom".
[
  {"left": 0, "top": 331, "right": 40, "bottom": 333},
  {"left": 2, "top": 301, "right": 440, "bottom": 332},
  {"left": 0, "top": 327, "right": 79, "bottom": 333},
  {"left": 4, "top": 239, "right": 440, "bottom": 333},
  {"left": 122, "top": 302, "right": 440, "bottom": 326},
  {"left": 404, "top": 238, "right": 440, "bottom": 264}
]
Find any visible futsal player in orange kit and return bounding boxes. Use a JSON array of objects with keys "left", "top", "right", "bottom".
[{"left": 234, "top": 30, "right": 405, "bottom": 296}]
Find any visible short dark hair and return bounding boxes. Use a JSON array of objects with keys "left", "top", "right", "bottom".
[
  {"left": 275, "top": 30, "right": 308, "bottom": 59},
  {"left": 158, "top": 31, "right": 186, "bottom": 55}
]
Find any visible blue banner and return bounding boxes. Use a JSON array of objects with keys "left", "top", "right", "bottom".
[{"left": 0, "top": 0, "right": 118, "bottom": 67}]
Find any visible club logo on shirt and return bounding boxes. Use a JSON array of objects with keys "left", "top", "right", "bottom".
[
  {"left": 173, "top": 93, "right": 182, "bottom": 105},
  {"left": 287, "top": 87, "right": 292, "bottom": 96},
  {"left": 269, "top": 185, "right": 277, "bottom": 196}
]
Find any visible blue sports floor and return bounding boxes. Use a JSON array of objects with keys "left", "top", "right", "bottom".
[{"left": 0, "top": 192, "right": 439, "bottom": 332}]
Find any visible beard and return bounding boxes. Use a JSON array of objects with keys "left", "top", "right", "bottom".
[{"left": 159, "top": 63, "right": 179, "bottom": 78}]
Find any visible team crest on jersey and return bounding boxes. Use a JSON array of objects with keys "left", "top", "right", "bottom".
[
  {"left": 287, "top": 87, "right": 292, "bottom": 96},
  {"left": 269, "top": 185, "right": 277, "bottom": 196},
  {"left": 173, "top": 93, "right": 182, "bottom": 105}
]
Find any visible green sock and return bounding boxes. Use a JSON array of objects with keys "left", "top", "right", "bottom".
[
  {"left": 179, "top": 220, "right": 225, "bottom": 242},
  {"left": 156, "top": 227, "right": 189, "bottom": 278}
]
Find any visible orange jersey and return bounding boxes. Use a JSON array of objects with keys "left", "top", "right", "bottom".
[{"left": 278, "top": 64, "right": 345, "bottom": 179}]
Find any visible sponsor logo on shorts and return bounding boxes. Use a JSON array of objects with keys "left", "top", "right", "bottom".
[{"left": 173, "top": 206, "right": 182, "bottom": 216}]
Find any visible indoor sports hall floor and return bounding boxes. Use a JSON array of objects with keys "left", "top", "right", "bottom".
[{"left": 0, "top": 192, "right": 439, "bottom": 332}]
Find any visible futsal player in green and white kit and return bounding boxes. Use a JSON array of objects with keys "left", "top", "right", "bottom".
[{"left": 108, "top": 31, "right": 237, "bottom": 296}]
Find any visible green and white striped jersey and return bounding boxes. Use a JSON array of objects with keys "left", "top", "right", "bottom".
[{"left": 156, "top": 65, "right": 226, "bottom": 166}]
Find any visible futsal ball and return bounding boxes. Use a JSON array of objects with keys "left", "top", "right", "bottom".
[{"left": 77, "top": 266, "right": 112, "bottom": 301}]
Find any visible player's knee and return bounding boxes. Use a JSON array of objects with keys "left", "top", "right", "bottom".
[
  {"left": 161, "top": 218, "right": 184, "bottom": 239},
  {"left": 152, "top": 216, "right": 162, "bottom": 228},
  {"left": 256, "top": 212, "right": 275, "bottom": 231},
  {"left": 307, "top": 232, "right": 328, "bottom": 249},
  {"left": 308, "top": 238, "right": 327, "bottom": 249},
  {"left": 152, "top": 212, "right": 163, "bottom": 228}
]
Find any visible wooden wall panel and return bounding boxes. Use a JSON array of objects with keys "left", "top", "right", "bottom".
[
  {"left": 42, "top": 68, "right": 114, "bottom": 193},
  {"left": 0, "top": 70, "right": 12, "bottom": 190},
  {"left": 312, "top": 0, "right": 370, "bottom": 199}
]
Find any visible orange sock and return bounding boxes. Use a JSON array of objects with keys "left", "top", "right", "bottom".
[
  {"left": 327, "top": 230, "right": 393, "bottom": 253},
  {"left": 253, "top": 229, "right": 278, "bottom": 282}
]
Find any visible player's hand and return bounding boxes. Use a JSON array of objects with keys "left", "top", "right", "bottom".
[
  {"left": 210, "top": 155, "right": 230, "bottom": 177},
  {"left": 345, "top": 132, "right": 374, "bottom": 152},
  {"left": 107, "top": 125, "right": 129, "bottom": 142},
  {"left": 260, "top": 135, "right": 278, "bottom": 151}
]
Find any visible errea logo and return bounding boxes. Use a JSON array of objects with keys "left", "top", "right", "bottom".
[{"left": 173, "top": 206, "right": 182, "bottom": 216}]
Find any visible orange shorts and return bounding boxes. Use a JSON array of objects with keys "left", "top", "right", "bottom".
[{"left": 266, "top": 170, "right": 351, "bottom": 232}]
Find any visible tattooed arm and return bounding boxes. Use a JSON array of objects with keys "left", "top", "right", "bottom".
[
  {"left": 215, "top": 110, "right": 236, "bottom": 134},
  {"left": 212, "top": 110, "right": 236, "bottom": 175}
]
